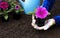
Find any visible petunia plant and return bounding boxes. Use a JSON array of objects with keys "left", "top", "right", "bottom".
[
  {"left": 32, "top": 6, "right": 49, "bottom": 27},
  {"left": 0, "top": 0, "right": 23, "bottom": 21},
  {"left": 0, "top": 1, "right": 9, "bottom": 20}
]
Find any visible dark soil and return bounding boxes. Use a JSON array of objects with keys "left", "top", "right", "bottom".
[{"left": 0, "top": 0, "right": 60, "bottom": 38}]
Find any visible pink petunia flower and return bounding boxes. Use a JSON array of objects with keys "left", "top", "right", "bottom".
[
  {"left": 0, "top": 2, "right": 9, "bottom": 10},
  {"left": 35, "top": 6, "right": 49, "bottom": 19},
  {"left": 15, "top": 5, "right": 20, "bottom": 10}
]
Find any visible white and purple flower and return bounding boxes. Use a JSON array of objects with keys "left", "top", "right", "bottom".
[{"left": 15, "top": 5, "right": 20, "bottom": 10}]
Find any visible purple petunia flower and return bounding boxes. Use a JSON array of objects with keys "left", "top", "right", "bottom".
[
  {"left": 35, "top": 6, "right": 49, "bottom": 19},
  {"left": 15, "top": 5, "right": 20, "bottom": 10}
]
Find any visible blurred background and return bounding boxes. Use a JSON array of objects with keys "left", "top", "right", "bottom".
[{"left": 0, "top": 0, "right": 60, "bottom": 38}]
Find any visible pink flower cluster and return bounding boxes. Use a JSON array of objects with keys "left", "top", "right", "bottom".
[{"left": 0, "top": 2, "right": 9, "bottom": 10}]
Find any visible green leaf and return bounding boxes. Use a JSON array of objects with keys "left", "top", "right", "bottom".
[
  {"left": 0, "top": 13, "right": 3, "bottom": 15},
  {"left": 7, "top": 8, "right": 14, "bottom": 13},
  {"left": 4, "top": 15, "right": 8, "bottom": 20},
  {"left": 16, "top": 10, "right": 19, "bottom": 14},
  {"left": 20, "top": 8, "right": 24, "bottom": 12}
]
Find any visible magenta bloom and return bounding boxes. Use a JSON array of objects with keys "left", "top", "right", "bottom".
[
  {"left": 35, "top": 6, "right": 49, "bottom": 19},
  {"left": 0, "top": 0, "right": 2, "bottom": 2},
  {"left": 0, "top": 2, "right": 9, "bottom": 10}
]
